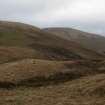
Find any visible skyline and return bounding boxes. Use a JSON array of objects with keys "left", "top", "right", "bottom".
[{"left": 0, "top": 0, "right": 105, "bottom": 35}]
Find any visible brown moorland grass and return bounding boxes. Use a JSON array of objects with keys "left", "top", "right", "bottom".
[
  {"left": 0, "top": 21, "right": 105, "bottom": 105},
  {"left": 0, "top": 59, "right": 104, "bottom": 88},
  {"left": 0, "top": 47, "right": 45, "bottom": 64},
  {"left": 0, "top": 74, "right": 105, "bottom": 105}
]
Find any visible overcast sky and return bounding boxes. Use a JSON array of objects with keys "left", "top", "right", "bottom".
[{"left": 0, "top": 0, "right": 105, "bottom": 35}]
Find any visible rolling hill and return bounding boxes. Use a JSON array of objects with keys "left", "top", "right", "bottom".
[
  {"left": 0, "top": 21, "right": 105, "bottom": 105},
  {"left": 0, "top": 21, "right": 103, "bottom": 63},
  {"left": 44, "top": 28, "right": 105, "bottom": 55}
]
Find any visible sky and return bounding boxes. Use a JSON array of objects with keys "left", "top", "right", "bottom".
[{"left": 0, "top": 0, "right": 105, "bottom": 35}]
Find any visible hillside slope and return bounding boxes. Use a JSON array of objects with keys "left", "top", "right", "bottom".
[
  {"left": 0, "top": 72, "right": 105, "bottom": 105},
  {"left": 0, "top": 59, "right": 103, "bottom": 87},
  {"left": 0, "top": 21, "right": 103, "bottom": 63},
  {"left": 44, "top": 28, "right": 105, "bottom": 55},
  {"left": 0, "top": 21, "right": 105, "bottom": 105}
]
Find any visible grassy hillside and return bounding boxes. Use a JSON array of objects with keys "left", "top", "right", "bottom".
[
  {"left": 0, "top": 58, "right": 103, "bottom": 88},
  {"left": 0, "top": 21, "right": 103, "bottom": 62},
  {"left": 0, "top": 21, "right": 105, "bottom": 105},
  {"left": 0, "top": 60, "right": 105, "bottom": 104},
  {"left": 44, "top": 28, "right": 105, "bottom": 55}
]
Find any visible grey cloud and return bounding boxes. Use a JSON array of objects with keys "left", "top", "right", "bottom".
[{"left": 0, "top": 0, "right": 105, "bottom": 35}]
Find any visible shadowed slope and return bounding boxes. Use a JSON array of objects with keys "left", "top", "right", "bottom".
[{"left": 44, "top": 28, "right": 105, "bottom": 55}]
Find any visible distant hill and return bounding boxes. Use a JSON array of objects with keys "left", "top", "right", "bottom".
[
  {"left": 0, "top": 21, "right": 103, "bottom": 63},
  {"left": 44, "top": 28, "right": 105, "bottom": 55}
]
